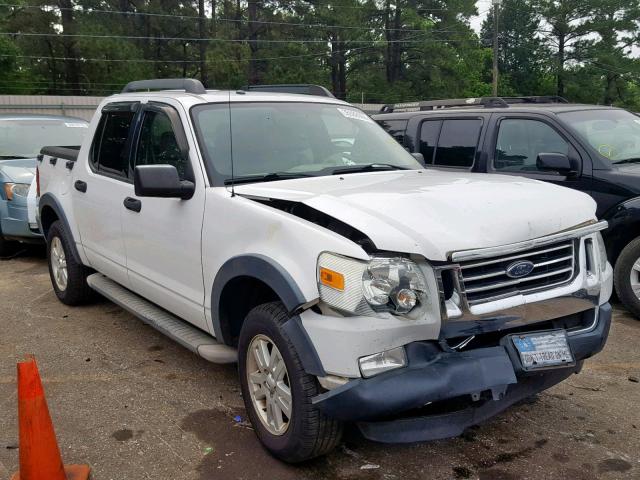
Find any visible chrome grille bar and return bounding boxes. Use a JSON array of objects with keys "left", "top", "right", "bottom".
[{"left": 457, "top": 239, "right": 577, "bottom": 305}]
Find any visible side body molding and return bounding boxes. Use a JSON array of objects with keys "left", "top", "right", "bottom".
[
  {"left": 211, "top": 254, "right": 325, "bottom": 375},
  {"left": 38, "top": 193, "right": 83, "bottom": 265}
]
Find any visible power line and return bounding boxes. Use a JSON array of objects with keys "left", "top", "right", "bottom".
[
  {"left": 0, "top": 31, "right": 475, "bottom": 44},
  {"left": 0, "top": 3, "right": 453, "bottom": 34}
]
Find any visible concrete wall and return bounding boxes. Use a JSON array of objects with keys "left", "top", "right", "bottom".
[
  {"left": 0, "top": 95, "right": 383, "bottom": 120},
  {"left": 0, "top": 95, "right": 104, "bottom": 121}
]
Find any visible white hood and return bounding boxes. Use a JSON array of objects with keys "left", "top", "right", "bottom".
[{"left": 235, "top": 169, "right": 597, "bottom": 261}]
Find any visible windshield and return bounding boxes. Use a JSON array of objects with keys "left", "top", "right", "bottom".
[
  {"left": 0, "top": 119, "right": 88, "bottom": 158},
  {"left": 191, "top": 102, "right": 421, "bottom": 182},
  {"left": 558, "top": 109, "right": 640, "bottom": 164}
]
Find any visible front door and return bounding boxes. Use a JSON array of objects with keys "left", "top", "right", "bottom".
[
  {"left": 121, "top": 102, "right": 208, "bottom": 331},
  {"left": 487, "top": 114, "right": 592, "bottom": 193}
]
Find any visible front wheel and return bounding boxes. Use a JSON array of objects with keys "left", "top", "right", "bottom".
[
  {"left": 238, "top": 302, "right": 342, "bottom": 462},
  {"left": 47, "top": 220, "right": 96, "bottom": 305},
  {"left": 614, "top": 237, "right": 640, "bottom": 319}
]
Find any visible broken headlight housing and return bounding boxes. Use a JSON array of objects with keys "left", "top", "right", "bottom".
[{"left": 317, "top": 252, "right": 428, "bottom": 316}]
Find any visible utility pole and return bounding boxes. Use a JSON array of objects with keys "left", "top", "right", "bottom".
[{"left": 492, "top": 0, "right": 501, "bottom": 96}]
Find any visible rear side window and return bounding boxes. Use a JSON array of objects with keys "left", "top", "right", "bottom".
[
  {"left": 420, "top": 120, "right": 441, "bottom": 164},
  {"left": 91, "top": 109, "right": 135, "bottom": 178},
  {"left": 433, "top": 119, "right": 482, "bottom": 168},
  {"left": 376, "top": 119, "right": 408, "bottom": 146}
]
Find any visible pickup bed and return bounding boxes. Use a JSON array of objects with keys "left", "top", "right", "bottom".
[{"left": 37, "top": 79, "right": 613, "bottom": 462}]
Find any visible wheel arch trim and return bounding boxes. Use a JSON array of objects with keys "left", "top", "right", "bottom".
[
  {"left": 38, "top": 193, "right": 82, "bottom": 265},
  {"left": 211, "top": 254, "right": 326, "bottom": 376}
]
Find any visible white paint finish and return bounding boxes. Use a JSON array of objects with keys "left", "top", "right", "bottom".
[
  {"left": 201, "top": 188, "right": 370, "bottom": 315},
  {"left": 120, "top": 98, "right": 210, "bottom": 331},
  {"left": 300, "top": 309, "right": 439, "bottom": 378},
  {"left": 235, "top": 169, "right": 598, "bottom": 261}
]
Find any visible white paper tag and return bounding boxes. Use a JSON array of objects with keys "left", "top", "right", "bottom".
[
  {"left": 64, "top": 122, "right": 88, "bottom": 128},
  {"left": 337, "top": 107, "right": 373, "bottom": 123}
]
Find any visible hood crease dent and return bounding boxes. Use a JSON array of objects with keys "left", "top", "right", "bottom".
[{"left": 235, "top": 169, "right": 597, "bottom": 261}]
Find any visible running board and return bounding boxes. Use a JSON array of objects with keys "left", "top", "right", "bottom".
[{"left": 86, "top": 273, "right": 237, "bottom": 363}]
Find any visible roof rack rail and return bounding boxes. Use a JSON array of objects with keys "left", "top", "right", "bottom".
[
  {"left": 240, "top": 84, "right": 335, "bottom": 98},
  {"left": 122, "top": 78, "right": 206, "bottom": 95},
  {"left": 379, "top": 95, "right": 569, "bottom": 113}
]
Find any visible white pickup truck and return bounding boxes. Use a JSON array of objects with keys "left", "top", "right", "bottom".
[{"left": 37, "top": 79, "right": 613, "bottom": 462}]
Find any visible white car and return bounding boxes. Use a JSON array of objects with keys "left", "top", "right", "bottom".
[{"left": 37, "top": 79, "right": 613, "bottom": 462}]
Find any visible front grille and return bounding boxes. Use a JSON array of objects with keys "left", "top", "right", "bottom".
[{"left": 459, "top": 240, "right": 577, "bottom": 305}]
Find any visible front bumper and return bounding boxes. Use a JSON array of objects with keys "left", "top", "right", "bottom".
[
  {"left": 313, "top": 303, "right": 611, "bottom": 443},
  {"left": 0, "top": 198, "right": 42, "bottom": 241}
]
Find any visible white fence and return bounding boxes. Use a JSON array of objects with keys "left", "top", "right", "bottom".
[{"left": 0, "top": 95, "right": 103, "bottom": 121}]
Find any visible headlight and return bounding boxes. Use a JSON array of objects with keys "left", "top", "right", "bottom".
[
  {"left": 4, "top": 183, "right": 30, "bottom": 201},
  {"left": 595, "top": 232, "right": 608, "bottom": 272},
  {"left": 362, "top": 257, "right": 427, "bottom": 313},
  {"left": 317, "top": 252, "right": 428, "bottom": 316}
]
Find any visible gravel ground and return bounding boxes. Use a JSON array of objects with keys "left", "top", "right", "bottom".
[{"left": 0, "top": 248, "right": 639, "bottom": 480}]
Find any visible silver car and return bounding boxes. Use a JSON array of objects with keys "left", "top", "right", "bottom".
[{"left": 0, "top": 114, "right": 88, "bottom": 255}]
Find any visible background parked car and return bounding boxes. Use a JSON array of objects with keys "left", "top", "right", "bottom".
[
  {"left": 373, "top": 96, "right": 640, "bottom": 318},
  {"left": 0, "top": 114, "right": 88, "bottom": 255}
]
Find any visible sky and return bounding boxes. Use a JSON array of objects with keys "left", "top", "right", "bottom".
[{"left": 470, "top": 0, "right": 492, "bottom": 33}]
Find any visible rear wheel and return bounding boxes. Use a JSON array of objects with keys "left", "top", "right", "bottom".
[
  {"left": 614, "top": 237, "right": 640, "bottom": 319},
  {"left": 47, "top": 220, "right": 96, "bottom": 305},
  {"left": 238, "top": 302, "right": 342, "bottom": 462}
]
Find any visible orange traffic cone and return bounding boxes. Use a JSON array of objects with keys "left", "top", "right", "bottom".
[{"left": 10, "top": 355, "right": 91, "bottom": 480}]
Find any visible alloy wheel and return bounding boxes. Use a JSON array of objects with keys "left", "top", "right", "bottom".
[
  {"left": 50, "top": 236, "right": 68, "bottom": 291},
  {"left": 246, "top": 334, "right": 292, "bottom": 436}
]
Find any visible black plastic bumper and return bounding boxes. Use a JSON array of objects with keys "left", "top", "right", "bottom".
[{"left": 313, "top": 303, "right": 612, "bottom": 443}]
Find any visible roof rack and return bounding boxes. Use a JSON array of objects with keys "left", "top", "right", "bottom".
[
  {"left": 240, "top": 84, "right": 335, "bottom": 98},
  {"left": 122, "top": 78, "right": 206, "bottom": 95},
  {"left": 379, "top": 95, "right": 569, "bottom": 113}
]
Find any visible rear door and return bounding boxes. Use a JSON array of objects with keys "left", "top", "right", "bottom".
[
  {"left": 405, "top": 113, "right": 490, "bottom": 172},
  {"left": 121, "top": 101, "right": 208, "bottom": 331},
  {"left": 486, "top": 112, "right": 592, "bottom": 192},
  {"left": 73, "top": 102, "right": 138, "bottom": 287}
]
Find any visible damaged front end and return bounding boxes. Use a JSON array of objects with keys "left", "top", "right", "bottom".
[{"left": 313, "top": 304, "right": 611, "bottom": 443}]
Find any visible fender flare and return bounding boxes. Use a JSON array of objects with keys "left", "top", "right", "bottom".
[
  {"left": 211, "top": 254, "right": 326, "bottom": 376},
  {"left": 38, "top": 193, "right": 82, "bottom": 265}
]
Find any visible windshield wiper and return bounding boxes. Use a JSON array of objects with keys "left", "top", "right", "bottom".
[
  {"left": 330, "top": 163, "right": 409, "bottom": 175},
  {"left": 613, "top": 157, "right": 640, "bottom": 165},
  {"left": 224, "top": 172, "right": 314, "bottom": 185}
]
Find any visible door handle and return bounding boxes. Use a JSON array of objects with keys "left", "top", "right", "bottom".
[
  {"left": 123, "top": 197, "right": 142, "bottom": 213},
  {"left": 74, "top": 180, "right": 87, "bottom": 193}
]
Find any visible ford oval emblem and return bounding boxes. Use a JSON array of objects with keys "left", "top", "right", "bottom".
[{"left": 505, "top": 260, "right": 535, "bottom": 279}]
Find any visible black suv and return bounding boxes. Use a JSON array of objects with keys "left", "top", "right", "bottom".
[{"left": 373, "top": 96, "right": 640, "bottom": 318}]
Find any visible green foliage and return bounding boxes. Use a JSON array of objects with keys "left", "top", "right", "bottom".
[{"left": 0, "top": 0, "right": 638, "bottom": 109}]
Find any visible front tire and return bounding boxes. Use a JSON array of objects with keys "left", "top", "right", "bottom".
[
  {"left": 47, "top": 220, "right": 96, "bottom": 305},
  {"left": 238, "top": 302, "right": 343, "bottom": 462},
  {"left": 614, "top": 237, "right": 640, "bottom": 319}
]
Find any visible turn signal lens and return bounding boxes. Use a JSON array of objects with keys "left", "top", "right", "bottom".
[{"left": 319, "top": 267, "right": 345, "bottom": 291}]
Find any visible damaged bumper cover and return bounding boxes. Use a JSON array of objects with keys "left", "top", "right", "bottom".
[{"left": 313, "top": 303, "right": 611, "bottom": 443}]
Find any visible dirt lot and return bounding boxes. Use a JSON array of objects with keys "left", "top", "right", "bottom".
[{"left": 0, "top": 249, "right": 639, "bottom": 480}]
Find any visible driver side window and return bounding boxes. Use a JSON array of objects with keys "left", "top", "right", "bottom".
[
  {"left": 495, "top": 119, "right": 569, "bottom": 172},
  {"left": 135, "top": 110, "right": 187, "bottom": 180}
]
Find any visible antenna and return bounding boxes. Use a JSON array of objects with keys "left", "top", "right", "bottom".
[{"left": 228, "top": 91, "right": 235, "bottom": 197}]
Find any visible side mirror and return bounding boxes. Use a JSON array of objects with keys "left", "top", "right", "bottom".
[
  {"left": 536, "top": 153, "right": 578, "bottom": 176},
  {"left": 411, "top": 152, "right": 425, "bottom": 165},
  {"left": 134, "top": 165, "right": 195, "bottom": 200}
]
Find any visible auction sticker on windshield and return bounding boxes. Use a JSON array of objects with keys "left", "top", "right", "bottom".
[{"left": 511, "top": 331, "right": 574, "bottom": 371}]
